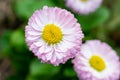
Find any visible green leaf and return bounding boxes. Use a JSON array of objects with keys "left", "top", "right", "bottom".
[
  {"left": 75, "top": 6, "right": 110, "bottom": 31},
  {"left": 14, "top": 0, "right": 55, "bottom": 20},
  {"left": 63, "top": 68, "right": 76, "bottom": 77},
  {"left": 29, "top": 59, "right": 60, "bottom": 76},
  {"left": 10, "top": 29, "right": 25, "bottom": 49},
  {"left": 0, "top": 30, "right": 12, "bottom": 57},
  {"left": 26, "top": 75, "right": 53, "bottom": 80}
]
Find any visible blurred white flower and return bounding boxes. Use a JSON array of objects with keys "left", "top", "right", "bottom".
[{"left": 65, "top": 0, "right": 102, "bottom": 14}]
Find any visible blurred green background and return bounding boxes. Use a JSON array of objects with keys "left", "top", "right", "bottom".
[{"left": 0, "top": 0, "right": 120, "bottom": 80}]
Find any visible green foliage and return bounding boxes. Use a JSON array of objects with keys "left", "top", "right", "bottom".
[
  {"left": 30, "top": 59, "right": 60, "bottom": 76},
  {"left": 14, "top": 0, "right": 55, "bottom": 20},
  {"left": 26, "top": 59, "right": 60, "bottom": 80},
  {"left": 108, "top": 0, "right": 120, "bottom": 30},
  {"left": 63, "top": 68, "right": 76, "bottom": 77},
  {"left": 0, "top": 30, "right": 12, "bottom": 57},
  {"left": 10, "top": 29, "right": 25, "bottom": 50},
  {"left": 75, "top": 6, "right": 110, "bottom": 31}
]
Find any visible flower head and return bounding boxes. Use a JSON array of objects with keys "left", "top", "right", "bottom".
[
  {"left": 65, "top": 0, "right": 102, "bottom": 14},
  {"left": 73, "top": 40, "right": 120, "bottom": 80},
  {"left": 25, "top": 6, "right": 84, "bottom": 66}
]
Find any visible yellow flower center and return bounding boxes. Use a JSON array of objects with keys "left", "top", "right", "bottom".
[
  {"left": 81, "top": 0, "right": 87, "bottom": 2},
  {"left": 42, "top": 24, "right": 63, "bottom": 45},
  {"left": 89, "top": 55, "right": 106, "bottom": 72}
]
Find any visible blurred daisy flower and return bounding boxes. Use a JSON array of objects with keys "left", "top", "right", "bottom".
[
  {"left": 73, "top": 40, "right": 120, "bottom": 80},
  {"left": 65, "top": 0, "right": 102, "bottom": 14},
  {"left": 25, "top": 6, "right": 84, "bottom": 66}
]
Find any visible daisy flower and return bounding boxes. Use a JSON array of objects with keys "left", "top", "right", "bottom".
[
  {"left": 73, "top": 40, "right": 120, "bottom": 80},
  {"left": 65, "top": 0, "right": 102, "bottom": 14},
  {"left": 25, "top": 6, "right": 84, "bottom": 66}
]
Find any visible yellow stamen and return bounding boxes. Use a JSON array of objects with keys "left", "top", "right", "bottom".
[
  {"left": 42, "top": 24, "right": 63, "bottom": 45},
  {"left": 89, "top": 55, "right": 106, "bottom": 72},
  {"left": 81, "top": 0, "right": 87, "bottom": 2}
]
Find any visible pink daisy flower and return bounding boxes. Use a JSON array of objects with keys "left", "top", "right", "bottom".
[
  {"left": 25, "top": 6, "right": 84, "bottom": 66},
  {"left": 65, "top": 0, "right": 102, "bottom": 14},
  {"left": 73, "top": 40, "right": 120, "bottom": 80}
]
